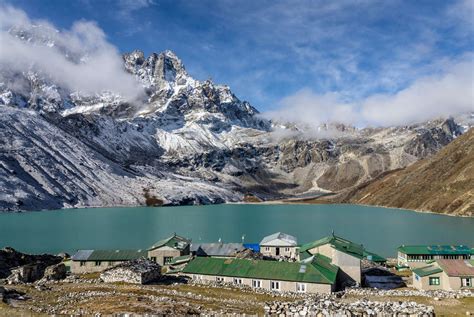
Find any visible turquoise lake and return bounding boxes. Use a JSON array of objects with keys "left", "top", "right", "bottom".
[{"left": 0, "top": 204, "right": 472, "bottom": 257}]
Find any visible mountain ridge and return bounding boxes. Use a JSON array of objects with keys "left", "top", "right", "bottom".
[
  {"left": 310, "top": 129, "right": 473, "bottom": 216},
  {"left": 0, "top": 25, "right": 471, "bottom": 212}
]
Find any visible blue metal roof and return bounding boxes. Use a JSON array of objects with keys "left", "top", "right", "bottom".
[{"left": 243, "top": 243, "right": 260, "bottom": 252}]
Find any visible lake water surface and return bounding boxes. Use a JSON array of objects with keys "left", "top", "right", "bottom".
[{"left": 0, "top": 204, "right": 472, "bottom": 257}]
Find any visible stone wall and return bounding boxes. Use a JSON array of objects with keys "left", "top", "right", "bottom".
[
  {"left": 264, "top": 296, "right": 436, "bottom": 316},
  {"left": 100, "top": 258, "right": 161, "bottom": 284}
]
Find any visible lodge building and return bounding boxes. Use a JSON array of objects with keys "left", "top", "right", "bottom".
[{"left": 397, "top": 245, "right": 473, "bottom": 268}]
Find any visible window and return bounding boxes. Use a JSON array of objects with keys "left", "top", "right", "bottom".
[
  {"left": 150, "top": 257, "right": 157, "bottom": 263},
  {"left": 429, "top": 277, "right": 440, "bottom": 285},
  {"left": 233, "top": 278, "right": 243, "bottom": 285},
  {"left": 108, "top": 261, "right": 114, "bottom": 266},
  {"left": 461, "top": 278, "right": 472, "bottom": 287},
  {"left": 265, "top": 247, "right": 270, "bottom": 251},
  {"left": 80, "top": 261, "right": 86, "bottom": 267},
  {"left": 164, "top": 256, "right": 173, "bottom": 264},
  {"left": 285, "top": 247, "right": 290, "bottom": 252},
  {"left": 270, "top": 281, "right": 280, "bottom": 291},
  {"left": 296, "top": 283, "right": 306, "bottom": 293},
  {"left": 216, "top": 277, "right": 224, "bottom": 282},
  {"left": 252, "top": 280, "right": 262, "bottom": 288},
  {"left": 94, "top": 261, "right": 101, "bottom": 266},
  {"left": 195, "top": 275, "right": 202, "bottom": 281}
]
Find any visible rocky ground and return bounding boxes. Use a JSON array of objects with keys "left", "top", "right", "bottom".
[{"left": 1, "top": 275, "right": 473, "bottom": 316}]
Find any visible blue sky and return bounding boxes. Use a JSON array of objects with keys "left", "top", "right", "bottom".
[{"left": 3, "top": 0, "right": 474, "bottom": 124}]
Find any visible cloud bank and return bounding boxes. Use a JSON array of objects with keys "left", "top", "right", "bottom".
[
  {"left": 0, "top": 5, "right": 144, "bottom": 101},
  {"left": 264, "top": 57, "right": 474, "bottom": 128}
]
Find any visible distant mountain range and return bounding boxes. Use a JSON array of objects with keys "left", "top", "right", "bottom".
[{"left": 0, "top": 24, "right": 472, "bottom": 212}]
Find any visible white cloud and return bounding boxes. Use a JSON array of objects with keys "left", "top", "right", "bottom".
[
  {"left": 265, "top": 89, "right": 359, "bottom": 126},
  {"left": 264, "top": 56, "right": 474, "bottom": 128},
  {"left": 118, "top": 0, "right": 155, "bottom": 12},
  {"left": 0, "top": 4, "right": 144, "bottom": 101}
]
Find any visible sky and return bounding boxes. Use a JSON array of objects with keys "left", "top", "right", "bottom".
[{"left": 1, "top": 0, "right": 473, "bottom": 127}]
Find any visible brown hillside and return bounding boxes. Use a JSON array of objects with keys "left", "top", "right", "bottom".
[
  {"left": 331, "top": 128, "right": 474, "bottom": 216},
  {"left": 343, "top": 129, "right": 474, "bottom": 216}
]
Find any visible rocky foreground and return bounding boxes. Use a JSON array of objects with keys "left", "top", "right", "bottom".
[{"left": 2, "top": 277, "right": 473, "bottom": 316}]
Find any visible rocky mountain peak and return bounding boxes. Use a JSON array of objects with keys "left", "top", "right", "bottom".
[{"left": 123, "top": 49, "right": 189, "bottom": 90}]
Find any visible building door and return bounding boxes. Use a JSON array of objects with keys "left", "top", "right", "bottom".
[{"left": 276, "top": 247, "right": 280, "bottom": 256}]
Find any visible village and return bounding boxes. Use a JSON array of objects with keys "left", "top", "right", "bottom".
[
  {"left": 1, "top": 231, "right": 473, "bottom": 315},
  {"left": 62, "top": 232, "right": 473, "bottom": 294}
]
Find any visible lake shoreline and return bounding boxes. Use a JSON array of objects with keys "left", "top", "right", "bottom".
[
  {"left": 2, "top": 200, "right": 473, "bottom": 218},
  {"left": 228, "top": 201, "right": 474, "bottom": 218}
]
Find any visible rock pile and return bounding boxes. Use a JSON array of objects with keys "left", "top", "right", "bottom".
[
  {"left": 0, "top": 247, "right": 62, "bottom": 279},
  {"left": 345, "top": 287, "right": 474, "bottom": 299},
  {"left": 264, "top": 296, "right": 435, "bottom": 316},
  {"left": 0, "top": 286, "right": 26, "bottom": 303},
  {"left": 235, "top": 248, "right": 264, "bottom": 260},
  {"left": 6, "top": 262, "right": 67, "bottom": 284},
  {"left": 100, "top": 258, "right": 162, "bottom": 284},
  {"left": 38, "top": 263, "right": 67, "bottom": 282}
]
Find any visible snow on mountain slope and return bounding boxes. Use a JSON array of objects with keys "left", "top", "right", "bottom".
[
  {"left": 0, "top": 23, "right": 470, "bottom": 211},
  {"left": 0, "top": 107, "right": 239, "bottom": 211}
]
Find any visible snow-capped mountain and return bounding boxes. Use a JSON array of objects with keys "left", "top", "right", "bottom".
[{"left": 0, "top": 25, "right": 469, "bottom": 211}]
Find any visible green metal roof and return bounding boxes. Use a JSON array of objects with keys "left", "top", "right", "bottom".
[
  {"left": 412, "top": 264, "right": 443, "bottom": 277},
  {"left": 169, "top": 254, "right": 193, "bottom": 265},
  {"left": 149, "top": 233, "right": 190, "bottom": 251},
  {"left": 299, "top": 251, "right": 313, "bottom": 261},
  {"left": 166, "top": 267, "right": 184, "bottom": 274},
  {"left": 182, "top": 255, "right": 338, "bottom": 284},
  {"left": 299, "top": 234, "right": 364, "bottom": 258},
  {"left": 299, "top": 234, "right": 385, "bottom": 262},
  {"left": 398, "top": 245, "right": 472, "bottom": 255},
  {"left": 81, "top": 249, "right": 147, "bottom": 261}
]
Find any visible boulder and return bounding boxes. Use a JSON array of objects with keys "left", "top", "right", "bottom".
[
  {"left": 0, "top": 247, "right": 62, "bottom": 279},
  {"left": 7, "top": 264, "right": 44, "bottom": 284},
  {"left": 0, "top": 286, "right": 26, "bottom": 303},
  {"left": 42, "top": 263, "right": 67, "bottom": 281},
  {"left": 100, "top": 258, "right": 161, "bottom": 284}
]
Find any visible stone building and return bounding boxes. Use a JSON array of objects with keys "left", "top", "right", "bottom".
[
  {"left": 148, "top": 233, "right": 191, "bottom": 266},
  {"left": 71, "top": 249, "right": 147, "bottom": 274},
  {"left": 299, "top": 233, "right": 386, "bottom": 286},
  {"left": 397, "top": 245, "right": 473, "bottom": 268},
  {"left": 182, "top": 254, "right": 339, "bottom": 294},
  {"left": 412, "top": 259, "right": 474, "bottom": 291},
  {"left": 100, "top": 258, "right": 162, "bottom": 284},
  {"left": 71, "top": 234, "right": 191, "bottom": 273},
  {"left": 259, "top": 232, "right": 298, "bottom": 259}
]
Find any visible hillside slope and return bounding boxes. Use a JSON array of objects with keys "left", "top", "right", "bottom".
[{"left": 336, "top": 129, "right": 474, "bottom": 216}]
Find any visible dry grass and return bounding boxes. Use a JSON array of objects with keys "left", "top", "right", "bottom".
[
  {"left": 4, "top": 280, "right": 473, "bottom": 315},
  {"left": 78, "top": 272, "right": 100, "bottom": 279},
  {"left": 5, "top": 281, "right": 296, "bottom": 315}
]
